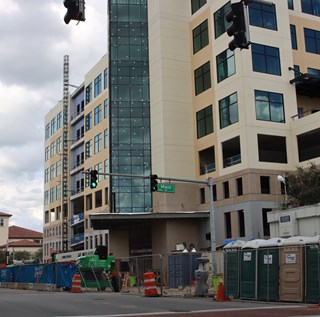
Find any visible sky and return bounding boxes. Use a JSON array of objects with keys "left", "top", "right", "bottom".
[{"left": 0, "top": 0, "right": 108, "bottom": 232}]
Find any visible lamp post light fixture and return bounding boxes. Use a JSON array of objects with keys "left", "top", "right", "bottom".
[{"left": 277, "top": 175, "right": 288, "bottom": 209}]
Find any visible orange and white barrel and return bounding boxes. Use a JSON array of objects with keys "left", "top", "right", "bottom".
[
  {"left": 143, "top": 272, "right": 158, "bottom": 296},
  {"left": 71, "top": 274, "right": 81, "bottom": 293}
]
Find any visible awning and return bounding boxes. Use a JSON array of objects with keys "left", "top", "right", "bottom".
[
  {"left": 90, "top": 211, "right": 209, "bottom": 230},
  {"left": 290, "top": 72, "right": 320, "bottom": 98}
]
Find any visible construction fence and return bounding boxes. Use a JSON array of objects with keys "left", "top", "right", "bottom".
[
  {"left": 0, "top": 262, "right": 77, "bottom": 290},
  {"left": 119, "top": 244, "right": 320, "bottom": 303}
]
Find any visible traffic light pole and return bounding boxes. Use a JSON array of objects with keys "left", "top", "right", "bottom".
[{"left": 84, "top": 171, "right": 217, "bottom": 274}]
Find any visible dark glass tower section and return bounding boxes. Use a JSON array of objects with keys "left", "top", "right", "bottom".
[{"left": 109, "top": 0, "right": 152, "bottom": 213}]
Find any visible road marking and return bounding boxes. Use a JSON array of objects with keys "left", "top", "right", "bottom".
[{"left": 56, "top": 305, "right": 305, "bottom": 317}]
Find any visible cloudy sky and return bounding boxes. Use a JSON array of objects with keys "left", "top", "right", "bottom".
[{"left": 0, "top": 0, "right": 108, "bottom": 232}]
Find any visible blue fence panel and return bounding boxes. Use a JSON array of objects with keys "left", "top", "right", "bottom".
[{"left": 0, "top": 262, "right": 77, "bottom": 289}]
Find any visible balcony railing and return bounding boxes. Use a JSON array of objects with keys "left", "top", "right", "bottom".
[
  {"left": 223, "top": 154, "right": 241, "bottom": 168},
  {"left": 71, "top": 213, "right": 84, "bottom": 225},
  {"left": 71, "top": 233, "right": 84, "bottom": 245},
  {"left": 200, "top": 163, "right": 216, "bottom": 175}
]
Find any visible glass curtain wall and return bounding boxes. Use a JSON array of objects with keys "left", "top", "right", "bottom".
[{"left": 109, "top": 0, "right": 152, "bottom": 213}]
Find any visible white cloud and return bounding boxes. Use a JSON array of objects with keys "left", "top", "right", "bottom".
[{"left": 0, "top": 0, "right": 107, "bottom": 231}]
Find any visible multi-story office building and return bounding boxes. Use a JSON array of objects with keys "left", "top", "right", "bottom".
[{"left": 44, "top": 0, "right": 320, "bottom": 261}]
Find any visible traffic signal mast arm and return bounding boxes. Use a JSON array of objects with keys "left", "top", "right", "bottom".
[{"left": 82, "top": 171, "right": 217, "bottom": 274}]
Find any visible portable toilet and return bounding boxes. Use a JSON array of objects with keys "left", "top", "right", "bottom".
[
  {"left": 240, "top": 239, "right": 265, "bottom": 300},
  {"left": 304, "top": 236, "right": 320, "bottom": 303},
  {"left": 257, "top": 238, "right": 285, "bottom": 301},
  {"left": 223, "top": 240, "right": 246, "bottom": 299},
  {"left": 279, "top": 236, "right": 313, "bottom": 302}
]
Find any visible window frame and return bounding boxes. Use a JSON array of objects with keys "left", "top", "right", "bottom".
[
  {"left": 219, "top": 92, "right": 239, "bottom": 129},
  {"left": 196, "top": 105, "right": 213, "bottom": 139},
  {"left": 192, "top": 19, "right": 209, "bottom": 54},
  {"left": 249, "top": 3, "right": 277, "bottom": 30},
  {"left": 255, "top": 89, "right": 285, "bottom": 123},
  {"left": 194, "top": 61, "right": 211, "bottom": 95},
  {"left": 251, "top": 43, "right": 281, "bottom": 76},
  {"left": 216, "top": 49, "right": 235, "bottom": 83},
  {"left": 214, "top": 1, "right": 231, "bottom": 39}
]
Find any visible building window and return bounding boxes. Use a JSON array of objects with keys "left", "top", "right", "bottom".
[
  {"left": 262, "top": 208, "right": 272, "bottom": 236},
  {"left": 260, "top": 176, "right": 270, "bottom": 194},
  {"left": 51, "top": 118, "right": 56, "bottom": 136},
  {"left": 94, "top": 74, "right": 102, "bottom": 97},
  {"left": 301, "top": 0, "right": 320, "bottom": 17},
  {"left": 255, "top": 90, "right": 285, "bottom": 123},
  {"left": 252, "top": 43, "right": 281, "bottom": 75},
  {"left": 200, "top": 188, "right": 205, "bottom": 204},
  {"left": 94, "top": 133, "right": 102, "bottom": 154},
  {"left": 304, "top": 28, "right": 320, "bottom": 54},
  {"left": 45, "top": 147, "right": 49, "bottom": 161},
  {"left": 196, "top": 105, "right": 213, "bottom": 138},
  {"left": 57, "top": 112, "right": 62, "bottom": 130},
  {"left": 56, "top": 137, "right": 61, "bottom": 154},
  {"left": 214, "top": 1, "right": 231, "bottom": 38},
  {"left": 104, "top": 159, "right": 109, "bottom": 179},
  {"left": 85, "top": 112, "right": 92, "bottom": 131},
  {"left": 216, "top": 49, "right": 235, "bottom": 83},
  {"left": 85, "top": 140, "right": 92, "bottom": 159},
  {"left": 104, "top": 68, "right": 108, "bottom": 89},
  {"left": 212, "top": 184, "right": 217, "bottom": 201},
  {"left": 104, "top": 99, "right": 109, "bottom": 118},
  {"left": 0, "top": 219, "right": 4, "bottom": 227},
  {"left": 223, "top": 181, "right": 230, "bottom": 199},
  {"left": 45, "top": 124, "right": 50, "bottom": 140},
  {"left": 94, "top": 104, "right": 102, "bottom": 126},
  {"left": 238, "top": 210, "right": 245, "bottom": 237},
  {"left": 95, "top": 190, "right": 102, "bottom": 208},
  {"left": 86, "top": 83, "right": 92, "bottom": 104},
  {"left": 199, "top": 146, "right": 215, "bottom": 175},
  {"left": 249, "top": 3, "right": 277, "bottom": 30},
  {"left": 191, "top": 0, "right": 206, "bottom": 14},
  {"left": 193, "top": 20, "right": 209, "bottom": 54},
  {"left": 225, "top": 212, "right": 232, "bottom": 238},
  {"left": 219, "top": 92, "right": 238, "bottom": 129},
  {"left": 222, "top": 136, "right": 241, "bottom": 168},
  {"left": 288, "top": 0, "right": 294, "bottom": 10},
  {"left": 195, "top": 61, "right": 211, "bottom": 95},
  {"left": 290, "top": 24, "right": 297, "bottom": 50},
  {"left": 236, "top": 178, "right": 243, "bottom": 196},
  {"left": 308, "top": 67, "right": 320, "bottom": 76},
  {"left": 104, "top": 129, "right": 109, "bottom": 148},
  {"left": 258, "top": 134, "right": 287, "bottom": 163}
]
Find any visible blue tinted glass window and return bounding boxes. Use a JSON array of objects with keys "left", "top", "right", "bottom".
[
  {"left": 301, "top": 0, "right": 320, "bottom": 16},
  {"left": 249, "top": 3, "right": 277, "bottom": 30},
  {"left": 252, "top": 43, "right": 281, "bottom": 75},
  {"left": 304, "top": 28, "right": 320, "bottom": 54}
]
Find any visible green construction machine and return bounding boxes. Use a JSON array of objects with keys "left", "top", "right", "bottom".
[{"left": 76, "top": 246, "right": 121, "bottom": 292}]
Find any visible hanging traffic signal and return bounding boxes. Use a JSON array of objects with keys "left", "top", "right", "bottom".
[
  {"left": 150, "top": 174, "right": 158, "bottom": 192},
  {"left": 63, "top": 0, "right": 85, "bottom": 25},
  {"left": 226, "top": 2, "right": 250, "bottom": 51},
  {"left": 90, "top": 170, "right": 98, "bottom": 189}
]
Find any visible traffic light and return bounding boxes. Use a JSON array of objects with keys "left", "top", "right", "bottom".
[
  {"left": 90, "top": 170, "right": 98, "bottom": 189},
  {"left": 63, "top": 0, "right": 85, "bottom": 25},
  {"left": 226, "top": 2, "right": 250, "bottom": 51},
  {"left": 150, "top": 174, "right": 158, "bottom": 192}
]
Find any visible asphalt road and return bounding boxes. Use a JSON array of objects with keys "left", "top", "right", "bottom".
[{"left": 1, "top": 288, "right": 320, "bottom": 317}]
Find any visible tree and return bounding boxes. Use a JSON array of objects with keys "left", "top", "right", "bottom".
[{"left": 287, "top": 162, "right": 320, "bottom": 207}]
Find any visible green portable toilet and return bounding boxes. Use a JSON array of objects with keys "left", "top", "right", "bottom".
[
  {"left": 240, "top": 239, "right": 265, "bottom": 300},
  {"left": 304, "top": 236, "right": 320, "bottom": 303},
  {"left": 257, "top": 238, "right": 284, "bottom": 302},
  {"left": 223, "top": 240, "right": 246, "bottom": 299}
]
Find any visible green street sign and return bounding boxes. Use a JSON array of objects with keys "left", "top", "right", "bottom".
[{"left": 157, "top": 183, "right": 175, "bottom": 193}]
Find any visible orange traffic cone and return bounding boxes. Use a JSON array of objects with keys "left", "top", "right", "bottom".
[{"left": 215, "top": 282, "right": 225, "bottom": 301}]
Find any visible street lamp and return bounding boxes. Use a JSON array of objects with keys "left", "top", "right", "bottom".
[{"left": 277, "top": 175, "right": 288, "bottom": 209}]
